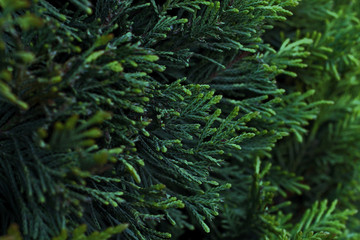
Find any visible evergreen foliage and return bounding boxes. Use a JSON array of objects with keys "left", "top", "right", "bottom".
[{"left": 0, "top": 0, "right": 359, "bottom": 239}]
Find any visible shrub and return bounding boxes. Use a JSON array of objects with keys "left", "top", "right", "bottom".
[{"left": 0, "top": 0, "right": 359, "bottom": 239}]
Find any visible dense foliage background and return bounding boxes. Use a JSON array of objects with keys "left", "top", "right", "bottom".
[{"left": 1, "top": 0, "right": 360, "bottom": 239}]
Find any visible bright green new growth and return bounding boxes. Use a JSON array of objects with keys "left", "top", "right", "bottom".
[{"left": 0, "top": 0, "right": 359, "bottom": 239}]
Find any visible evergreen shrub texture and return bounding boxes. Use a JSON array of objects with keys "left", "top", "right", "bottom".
[{"left": 1, "top": 0, "right": 360, "bottom": 239}]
